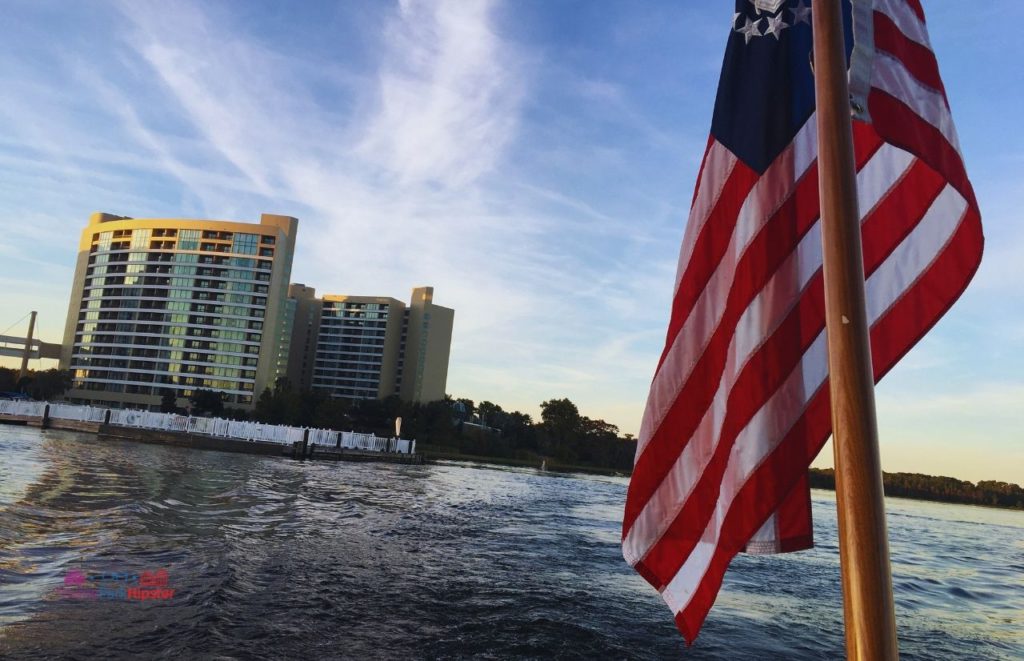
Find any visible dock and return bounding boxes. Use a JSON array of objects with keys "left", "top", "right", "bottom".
[{"left": 0, "top": 401, "right": 424, "bottom": 466}]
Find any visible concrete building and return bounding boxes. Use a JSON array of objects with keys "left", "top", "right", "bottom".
[
  {"left": 312, "top": 294, "right": 407, "bottom": 400},
  {"left": 60, "top": 212, "right": 298, "bottom": 410},
  {"left": 283, "top": 286, "right": 453, "bottom": 403},
  {"left": 279, "top": 283, "right": 321, "bottom": 390},
  {"left": 395, "top": 286, "right": 455, "bottom": 403}
]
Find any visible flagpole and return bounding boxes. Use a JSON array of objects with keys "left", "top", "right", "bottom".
[{"left": 811, "top": 2, "right": 899, "bottom": 659}]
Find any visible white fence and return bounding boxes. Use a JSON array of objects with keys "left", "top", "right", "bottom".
[
  {"left": 50, "top": 403, "right": 111, "bottom": 423},
  {"left": 0, "top": 400, "right": 46, "bottom": 418},
  {"left": 0, "top": 400, "right": 415, "bottom": 454}
]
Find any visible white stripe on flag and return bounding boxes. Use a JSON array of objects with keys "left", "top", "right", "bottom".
[
  {"left": 874, "top": 0, "right": 931, "bottom": 50},
  {"left": 872, "top": 52, "right": 962, "bottom": 155},
  {"left": 865, "top": 184, "right": 967, "bottom": 321},
  {"left": 674, "top": 143, "right": 739, "bottom": 295}
]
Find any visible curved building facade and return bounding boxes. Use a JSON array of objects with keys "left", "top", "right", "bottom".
[{"left": 59, "top": 212, "right": 297, "bottom": 410}]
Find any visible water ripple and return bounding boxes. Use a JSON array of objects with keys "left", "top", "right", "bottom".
[{"left": 0, "top": 427, "right": 1021, "bottom": 660}]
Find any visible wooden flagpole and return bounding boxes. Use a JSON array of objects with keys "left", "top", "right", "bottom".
[{"left": 811, "top": 1, "right": 899, "bottom": 659}]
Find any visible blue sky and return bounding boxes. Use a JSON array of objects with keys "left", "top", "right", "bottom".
[{"left": 0, "top": 1, "right": 1020, "bottom": 483}]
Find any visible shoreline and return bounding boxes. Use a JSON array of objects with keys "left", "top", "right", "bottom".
[
  {"left": 420, "top": 447, "right": 1024, "bottom": 512},
  {"left": 5, "top": 414, "right": 1019, "bottom": 512},
  {"left": 421, "top": 448, "right": 628, "bottom": 477}
]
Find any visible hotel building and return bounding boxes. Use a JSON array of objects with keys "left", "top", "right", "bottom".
[
  {"left": 281, "top": 285, "right": 453, "bottom": 403},
  {"left": 60, "top": 212, "right": 298, "bottom": 410}
]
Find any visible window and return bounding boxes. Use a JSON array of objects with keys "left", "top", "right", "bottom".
[
  {"left": 232, "top": 233, "right": 258, "bottom": 255},
  {"left": 131, "top": 229, "right": 151, "bottom": 249},
  {"left": 96, "top": 232, "right": 113, "bottom": 251},
  {"left": 178, "top": 230, "right": 200, "bottom": 250}
]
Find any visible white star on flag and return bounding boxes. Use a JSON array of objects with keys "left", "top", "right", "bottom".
[
  {"left": 790, "top": 0, "right": 811, "bottom": 25},
  {"left": 737, "top": 17, "right": 762, "bottom": 44},
  {"left": 764, "top": 13, "right": 788, "bottom": 39}
]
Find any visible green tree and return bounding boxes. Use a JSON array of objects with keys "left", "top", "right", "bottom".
[
  {"left": 477, "top": 400, "right": 502, "bottom": 426},
  {"left": 453, "top": 397, "right": 475, "bottom": 422},
  {"left": 189, "top": 389, "right": 225, "bottom": 417},
  {"left": 24, "top": 369, "right": 73, "bottom": 400},
  {"left": 540, "top": 398, "right": 581, "bottom": 439},
  {"left": 313, "top": 397, "right": 353, "bottom": 431},
  {"left": 0, "top": 367, "right": 17, "bottom": 392},
  {"left": 160, "top": 389, "right": 179, "bottom": 414},
  {"left": 252, "top": 378, "right": 324, "bottom": 426}
]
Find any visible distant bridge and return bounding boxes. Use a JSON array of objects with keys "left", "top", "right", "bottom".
[
  {"left": 0, "top": 334, "right": 62, "bottom": 361},
  {"left": 1, "top": 312, "right": 62, "bottom": 379}
]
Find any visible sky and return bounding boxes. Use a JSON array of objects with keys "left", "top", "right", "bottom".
[{"left": 0, "top": 0, "right": 1020, "bottom": 483}]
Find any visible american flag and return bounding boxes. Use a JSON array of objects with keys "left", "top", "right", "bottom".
[{"left": 622, "top": 0, "right": 982, "bottom": 643}]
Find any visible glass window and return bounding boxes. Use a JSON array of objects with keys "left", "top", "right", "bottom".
[
  {"left": 178, "top": 229, "right": 200, "bottom": 250},
  {"left": 131, "top": 229, "right": 151, "bottom": 249},
  {"left": 232, "top": 233, "right": 258, "bottom": 255}
]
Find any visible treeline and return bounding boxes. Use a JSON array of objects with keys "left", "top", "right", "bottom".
[
  {"left": 236, "top": 382, "right": 637, "bottom": 472},
  {"left": 809, "top": 468, "right": 1024, "bottom": 510},
  {"left": 0, "top": 367, "right": 72, "bottom": 400}
]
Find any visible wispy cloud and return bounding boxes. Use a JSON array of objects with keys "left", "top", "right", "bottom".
[
  {"left": 356, "top": 0, "right": 526, "bottom": 187},
  {"left": 92, "top": 0, "right": 672, "bottom": 428}
]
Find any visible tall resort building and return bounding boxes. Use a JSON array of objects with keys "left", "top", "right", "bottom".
[
  {"left": 60, "top": 212, "right": 298, "bottom": 410},
  {"left": 396, "top": 286, "right": 455, "bottom": 403},
  {"left": 280, "top": 285, "right": 454, "bottom": 403}
]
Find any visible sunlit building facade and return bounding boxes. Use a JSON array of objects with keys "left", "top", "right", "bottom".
[
  {"left": 395, "top": 286, "right": 455, "bottom": 403},
  {"left": 311, "top": 294, "right": 406, "bottom": 400},
  {"left": 59, "top": 212, "right": 298, "bottom": 410},
  {"left": 283, "top": 286, "right": 453, "bottom": 403}
]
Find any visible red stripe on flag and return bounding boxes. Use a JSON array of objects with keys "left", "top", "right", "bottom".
[
  {"left": 873, "top": 12, "right": 945, "bottom": 97},
  {"left": 852, "top": 119, "right": 882, "bottom": 157},
  {"left": 772, "top": 473, "right": 814, "bottom": 552},
  {"left": 690, "top": 137, "right": 716, "bottom": 208},
  {"left": 674, "top": 386, "right": 834, "bottom": 643},
  {"left": 860, "top": 160, "right": 946, "bottom": 267},
  {"left": 868, "top": 89, "right": 976, "bottom": 207},
  {"left": 869, "top": 206, "right": 983, "bottom": 379},
  {"left": 657, "top": 162, "right": 760, "bottom": 370}
]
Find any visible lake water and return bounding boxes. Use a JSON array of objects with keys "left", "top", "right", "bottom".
[{"left": 0, "top": 426, "right": 1021, "bottom": 659}]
